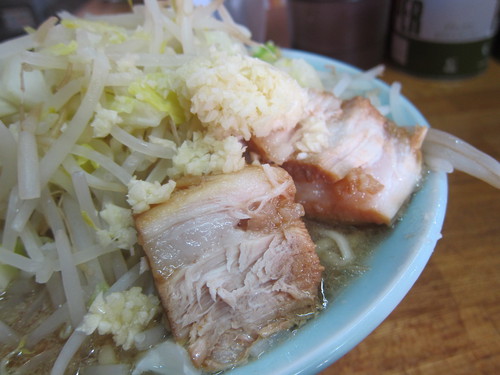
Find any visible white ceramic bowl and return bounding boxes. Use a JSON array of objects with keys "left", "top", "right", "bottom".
[{"left": 227, "top": 50, "right": 448, "bottom": 375}]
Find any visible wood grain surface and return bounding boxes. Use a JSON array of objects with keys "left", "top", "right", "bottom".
[{"left": 77, "top": 2, "right": 500, "bottom": 374}]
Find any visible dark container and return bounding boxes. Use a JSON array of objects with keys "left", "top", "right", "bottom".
[
  {"left": 289, "top": 0, "right": 392, "bottom": 69},
  {"left": 389, "top": 0, "right": 499, "bottom": 78}
]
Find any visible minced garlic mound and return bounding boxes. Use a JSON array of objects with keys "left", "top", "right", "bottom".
[
  {"left": 177, "top": 50, "right": 308, "bottom": 141},
  {"left": 127, "top": 177, "right": 177, "bottom": 214},
  {"left": 95, "top": 203, "right": 137, "bottom": 250},
  {"left": 169, "top": 132, "right": 246, "bottom": 178},
  {"left": 77, "top": 287, "right": 160, "bottom": 350}
]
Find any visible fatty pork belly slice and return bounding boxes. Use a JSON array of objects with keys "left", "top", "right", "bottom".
[
  {"left": 134, "top": 165, "right": 323, "bottom": 371},
  {"left": 249, "top": 89, "right": 343, "bottom": 165},
  {"left": 283, "top": 96, "right": 428, "bottom": 225}
]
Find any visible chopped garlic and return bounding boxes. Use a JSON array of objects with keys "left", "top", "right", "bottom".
[
  {"left": 177, "top": 50, "right": 308, "bottom": 140},
  {"left": 127, "top": 177, "right": 176, "bottom": 214},
  {"left": 90, "top": 103, "right": 123, "bottom": 138},
  {"left": 169, "top": 132, "right": 246, "bottom": 178},
  {"left": 96, "top": 203, "right": 137, "bottom": 251},
  {"left": 77, "top": 287, "right": 160, "bottom": 350}
]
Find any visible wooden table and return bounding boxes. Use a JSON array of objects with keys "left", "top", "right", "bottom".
[{"left": 78, "top": 2, "right": 500, "bottom": 374}]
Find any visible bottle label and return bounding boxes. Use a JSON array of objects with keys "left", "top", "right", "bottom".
[{"left": 390, "top": 0, "right": 499, "bottom": 77}]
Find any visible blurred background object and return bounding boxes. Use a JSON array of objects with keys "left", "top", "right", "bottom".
[
  {"left": 494, "top": 27, "right": 500, "bottom": 60},
  {"left": 224, "top": 0, "right": 269, "bottom": 43},
  {"left": 289, "top": 0, "right": 392, "bottom": 69},
  {"left": 3, "top": 0, "right": 499, "bottom": 73},
  {"left": 389, "top": 0, "right": 499, "bottom": 78},
  {"left": 0, "top": 0, "right": 85, "bottom": 41},
  {"left": 193, "top": 0, "right": 269, "bottom": 43}
]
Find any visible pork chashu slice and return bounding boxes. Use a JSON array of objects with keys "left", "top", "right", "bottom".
[
  {"left": 251, "top": 91, "right": 427, "bottom": 225},
  {"left": 135, "top": 165, "right": 324, "bottom": 372}
]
